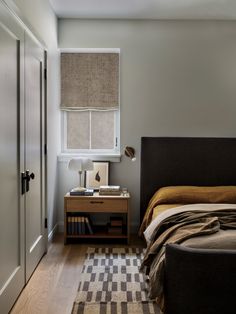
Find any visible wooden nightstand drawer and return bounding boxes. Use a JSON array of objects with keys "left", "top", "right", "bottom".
[{"left": 66, "top": 198, "right": 128, "bottom": 213}]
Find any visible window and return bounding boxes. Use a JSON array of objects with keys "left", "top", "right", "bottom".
[
  {"left": 62, "top": 110, "right": 119, "bottom": 152},
  {"left": 60, "top": 49, "right": 120, "bottom": 155}
]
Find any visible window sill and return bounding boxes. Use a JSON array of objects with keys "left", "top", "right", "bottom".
[{"left": 57, "top": 153, "right": 121, "bottom": 163}]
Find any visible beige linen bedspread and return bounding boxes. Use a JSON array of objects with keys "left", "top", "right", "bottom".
[{"left": 140, "top": 204, "right": 236, "bottom": 310}]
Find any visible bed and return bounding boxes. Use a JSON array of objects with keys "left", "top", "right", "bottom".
[{"left": 139, "top": 137, "right": 236, "bottom": 313}]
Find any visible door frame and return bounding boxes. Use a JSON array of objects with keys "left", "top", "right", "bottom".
[{"left": 24, "top": 30, "right": 47, "bottom": 282}]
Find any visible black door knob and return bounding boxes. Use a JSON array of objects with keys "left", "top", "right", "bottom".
[{"left": 25, "top": 170, "right": 35, "bottom": 192}]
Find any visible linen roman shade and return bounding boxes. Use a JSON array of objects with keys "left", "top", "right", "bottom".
[{"left": 61, "top": 53, "right": 119, "bottom": 110}]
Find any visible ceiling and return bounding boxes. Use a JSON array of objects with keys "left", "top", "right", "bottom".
[{"left": 49, "top": 0, "right": 236, "bottom": 20}]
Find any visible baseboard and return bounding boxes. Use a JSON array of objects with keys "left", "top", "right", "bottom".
[
  {"left": 57, "top": 220, "right": 64, "bottom": 233},
  {"left": 48, "top": 223, "right": 58, "bottom": 243}
]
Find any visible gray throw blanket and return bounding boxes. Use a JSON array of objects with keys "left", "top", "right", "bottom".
[{"left": 140, "top": 204, "right": 236, "bottom": 311}]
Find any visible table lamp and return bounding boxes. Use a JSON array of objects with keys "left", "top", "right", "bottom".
[{"left": 68, "top": 158, "right": 93, "bottom": 191}]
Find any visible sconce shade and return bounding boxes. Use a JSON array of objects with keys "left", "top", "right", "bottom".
[
  {"left": 124, "top": 146, "right": 136, "bottom": 161},
  {"left": 68, "top": 158, "right": 93, "bottom": 172}
]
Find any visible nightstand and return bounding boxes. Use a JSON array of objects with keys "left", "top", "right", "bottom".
[{"left": 64, "top": 192, "right": 130, "bottom": 244}]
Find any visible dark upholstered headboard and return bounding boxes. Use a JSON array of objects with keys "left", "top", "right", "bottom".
[{"left": 140, "top": 137, "right": 236, "bottom": 222}]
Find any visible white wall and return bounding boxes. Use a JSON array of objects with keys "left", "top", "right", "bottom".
[
  {"left": 12, "top": 0, "right": 60, "bottom": 237},
  {"left": 58, "top": 19, "right": 236, "bottom": 232}
]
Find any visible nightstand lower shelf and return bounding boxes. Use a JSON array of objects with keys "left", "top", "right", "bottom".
[
  {"left": 66, "top": 234, "right": 128, "bottom": 239},
  {"left": 66, "top": 225, "right": 128, "bottom": 239}
]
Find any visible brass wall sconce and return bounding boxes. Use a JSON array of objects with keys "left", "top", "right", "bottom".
[{"left": 124, "top": 146, "right": 136, "bottom": 161}]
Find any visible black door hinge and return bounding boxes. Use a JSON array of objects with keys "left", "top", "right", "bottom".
[
  {"left": 44, "top": 144, "right": 47, "bottom": 155},
  {"left": 45, "top": 218, "right": 48, "bottom": 229}
]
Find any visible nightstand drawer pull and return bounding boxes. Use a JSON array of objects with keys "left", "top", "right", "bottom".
[{"left": 90, "top": 201, "right": 104, "bottom": 204}]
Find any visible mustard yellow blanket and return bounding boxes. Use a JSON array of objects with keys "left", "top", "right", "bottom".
[{"left": 139, "top": 186, "right": 236, "bottom": 236}]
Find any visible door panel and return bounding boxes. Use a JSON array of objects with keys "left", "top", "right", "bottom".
[
  {"left": 0, "top": 3, "right": 25, "bottom": 313},
  {"left": 25, "top": 32, "right": 46, "bottom": 282},
  {"left": 0, "top": 3, "right": 47, "bottom": 312}
]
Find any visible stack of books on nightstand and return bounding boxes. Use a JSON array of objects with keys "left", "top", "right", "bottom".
[
  {"left": 70, "top": 188, "right": 94, "bottom": 196},
  {"left": 107, "top": 216, "right": 123, "bottom": 234},
  {"left": 99, "top": 185, "right": 121, "bottom": 195},
  {"left": 67, "top": 215, "right": 94, "bottom": 235}
]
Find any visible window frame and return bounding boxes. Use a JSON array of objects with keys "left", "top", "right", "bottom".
[{"left": 60, "top": 48, "right": 120, "bottom": 157}]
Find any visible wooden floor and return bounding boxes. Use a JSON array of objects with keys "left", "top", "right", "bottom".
[{"left": 10, "top": 233, "right": 145, "bottom": 314}]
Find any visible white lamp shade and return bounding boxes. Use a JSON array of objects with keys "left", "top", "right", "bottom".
[{"left": 68, "top": 158, "right": 93, "bottom": 171}]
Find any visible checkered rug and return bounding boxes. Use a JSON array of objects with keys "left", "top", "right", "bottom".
[{"left": 72, "top": 247, "right": 161, "bottom": 314}]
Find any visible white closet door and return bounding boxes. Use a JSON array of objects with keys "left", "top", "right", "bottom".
[
  {"left": 25, "top": 31, "right": 47, "bottom": 282},
  {"left": 0, "top": 2, "right": 25, "bottom": 313}
]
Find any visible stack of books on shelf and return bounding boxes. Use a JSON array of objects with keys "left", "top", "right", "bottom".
[
  {"left": 107, "top": 216, "right": 123, "bottom": 234},
  {"left": 67, "top": 215, "right": 93, "bottom": 235},
  {"left": 99, "top": 185, "right": 121, "bottom": 195},
  {"left": 70, "top": 188, "right": 94, "bottom": 196}
]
